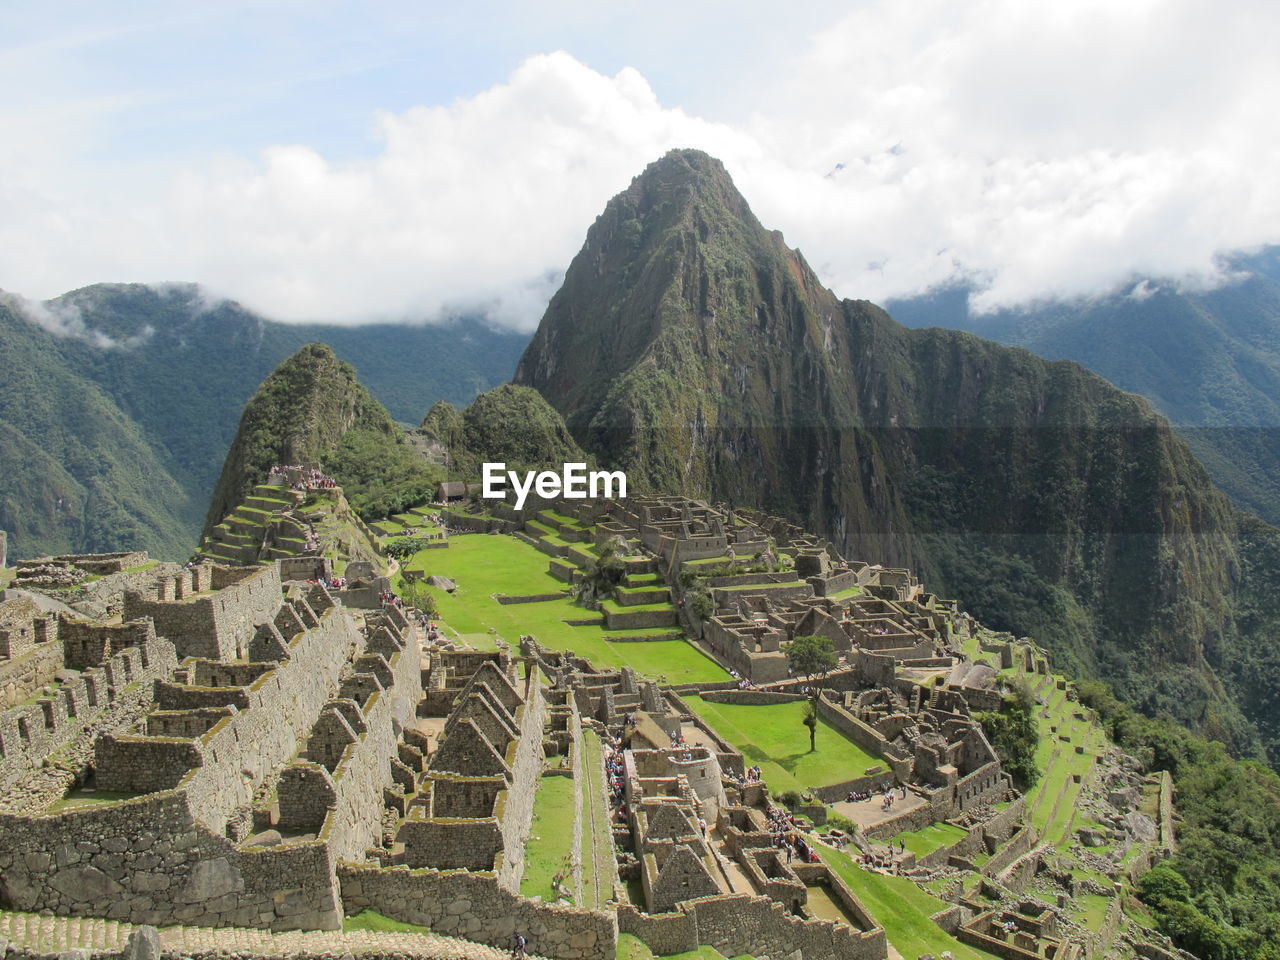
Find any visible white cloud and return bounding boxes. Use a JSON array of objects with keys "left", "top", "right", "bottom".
[
  {"left": 0, "top": 290, "right": 152, "bottom": 348},
  {"left": 1, "top": 0, "right": 1279, "bottom": 327}
]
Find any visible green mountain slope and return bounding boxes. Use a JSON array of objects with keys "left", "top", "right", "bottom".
[
  {"left": 886, "top": 249, "right": 1280, "bottom": 525},
  {"left": 0, "top": 301, "right": 195, "bottom": 559},
  {"left": 515, "top": 148, "right": 1278, "bottom": 760},
  {"left": 204, "top": 343, "right": 441, "bottom": 530},
  {"left": 420, "top": 383, "right": 586, "bottom": 480},
  {"left": 0, "top": 283, "right": 525, "bottom": 560}
]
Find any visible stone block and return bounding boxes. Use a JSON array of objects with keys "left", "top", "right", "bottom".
[
  {"left": 49, "top": 865, "right": 123, "bottom": 900},
  {"left": 176, "top": 857, "right": 243, "bottom": 903}
]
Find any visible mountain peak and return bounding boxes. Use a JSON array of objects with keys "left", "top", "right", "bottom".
[
  {"left": 202, "top": 342, "right": 399, "bottom": 532},
  {"left": 514, "top": 151, "right": 830, "bottom": 440}
]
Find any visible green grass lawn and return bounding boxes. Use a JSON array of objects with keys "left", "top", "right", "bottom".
[
  {"left": 600, "top": 597, "right": 677, "bottom": 615},
  {"left": 48, "top": 789, "right": 140, "bottom": 812},
  {"left": 1021, "top": 678, "right": 1103, "bottom": 848},
  {"left": 818, "top": 848, "right": 1000, "bottom": 959},
  {"left": 1071, "top": 893, "right": 1112, "bottom": 929},
  {"left": 521, "top": 774, "right": 579, "bottom": 901},
  {"left": 826, "top": 584, "right": 864, "bottom": 600},
  {"left": 890, "top": 820, "right": 969, "bottom": 858},
  {"left": 404, "top": 533, "right": 570, "bottom": 596},
  {"left": 405, "top": 534, "right": 728, "bottom": 684},
  {"left": 617, "top": 933, "right": 752, "bottom": 960},
  {"left": 685, "top": 697, "right": 884, "bottom": 792},
  {"left": 343, "top": 909, "right": 433, "bottom": 934},
  {"left": 545, "top": 510, "right": 587, "bottom": 529}
]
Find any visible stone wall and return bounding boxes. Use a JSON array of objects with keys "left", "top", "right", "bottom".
[
  {"left": 278, "top": 557, "right": 331, "bottom": 582},
  {"left": 315, "top": 628, "right": 422, "bottom": 863},
  {"left": 339, "top": 863, "right": 617, "bottom": 960},
  {"left": 400, "top": 818, "right": 504, "bottom": 870},
  {"left": 59, "top": 617, "right": 156, "bottom": 671},
  {"left": 863, "top": 797, "right": 944, "bottom": 841},
  {"left": 811, "top": 569, "right": 859, "bottom": 597},
  {"left": 122, "top": 564, "right": 281, "bottom": 660},
  {"left": 496, "top": 592, "right": 572, "bottom": 605},
  {"left": 982, "top": 824, "right": 1039, "bottom": 878},
  {"left": 982, "top": 796, "right": 1026, "bottom": 842},
  {"left": 814, "top": 695, "right": 890, "bottom": 765},
  {"left": 699, "top": 690, "right": 807, "bottom": 705},
  {"left": 0, "top": 604, "right": 423, "bottom": 933},
  {"left": 496, "top": 671, "right": 547, "bottom": 891},
  {"left": 0, "top": 637, "right": 177, "bottom": 795},
  {"left": 955, "top": 761, "right": 1007, "bottom": 812},
  {"left": 96, "top": 607, "right": 359, "bottom": 834},
  {"left": 602, "top": 607, "right": 679, "bottom": 631},
  {"left": 813, "top": 773, "right": 898, "bottom": 806},
  {"left": 710, "top": 583, "right": 815, "bottom": 607},
  {"left": 1157, "top": 770, "right": 1175, "bottom": 853},
  {"left": 0, "top": 790, "right": 341, "bottom": 931},
  {"left": 0, "top": 640, "right": 63, "bottom": 710},
  {"left": 618, "top": 893, "right": 886, "bottom": 960}
]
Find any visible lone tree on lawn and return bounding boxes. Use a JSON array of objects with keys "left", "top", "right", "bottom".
[{"left": 785, "top": 634, "right": 837, "bottom": 751}]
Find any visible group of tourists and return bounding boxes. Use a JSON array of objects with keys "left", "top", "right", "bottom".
[
  {"left": 772, "top": 825, "right": 819, "bottom": 864},
  {"left": 604, "top": 739, "right": 627, "bottom": 811},
  {"left": 270, "top": 464, "right": 339, "bottom": 492}
]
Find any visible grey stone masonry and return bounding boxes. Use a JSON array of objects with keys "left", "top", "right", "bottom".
[{"left": 122, "top": 564, "right": 281, "bottom": 660}]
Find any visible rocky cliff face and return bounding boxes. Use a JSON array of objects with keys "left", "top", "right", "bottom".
[{"left": 516, "top": 149, "right": 1265, "bottom": 753}]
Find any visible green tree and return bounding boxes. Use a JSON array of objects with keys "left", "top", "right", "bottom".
[
  {"left": 580, "top": 541, "right": 626, "bottom": 606},
  {"left": 385, "top": 536, "right": 431, "bottom": 559},
  {"left": 803, "top": 699, "right": 819, "bottom": 753},
  {"left": 786, "top": 634, "right": 838, "bottom": 752},
  {"left": 1137, "top": 865, "right": 1191, "bottom": 906},
  {"left": 975, "top": 679, "right": 1040, "bottom": 789},
  {"left": 398, "top": 579, "right": 439, "bottom": 619},
  {"left": 686, "top": 587, "right": 714, "bottom": 621}
]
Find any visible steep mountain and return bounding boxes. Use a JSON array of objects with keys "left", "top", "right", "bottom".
[
  {"left": 0, "top": 283, "right": 525, "bottom": 560},
  {"left": 515, "top": 148, "right": 1280, "bottom": 760},
  {"left": 419, "top": 383, "right": 586, "bottom": 480},
  {"left": 886, "top": 249, "right": 1280, "bottom": 525},
  {"left": 0, "top": 300, "right": 195, "bottom": 559},
  {"left": 205, "top": 343, "right": 440, "bottom": 529}
]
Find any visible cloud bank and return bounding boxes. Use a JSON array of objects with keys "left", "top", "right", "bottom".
[{"left": 2, "top": 0, "right": 1278, "bottom": 328}]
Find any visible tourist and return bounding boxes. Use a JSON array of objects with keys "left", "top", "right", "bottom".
[{"left": 511, "top": 932, "right": 529, "bottom": 958}]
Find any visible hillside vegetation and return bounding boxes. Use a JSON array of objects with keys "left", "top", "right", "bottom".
[
  {"left": 887, "top": 248, "right": 1280, "bottom": 527},
  {"left": 0, "top": 283, "right": 524, "bottom": 560},
  {"left": 205, "top": 343, "right": 442, "bottom": 529}
]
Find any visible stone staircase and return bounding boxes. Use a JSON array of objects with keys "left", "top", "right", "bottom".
[
  {"left": 199, "top": 483, "right": 299, "bottom": 565},
  {"left": 0, "top": 910, "right": 548, "bottom": 959}
]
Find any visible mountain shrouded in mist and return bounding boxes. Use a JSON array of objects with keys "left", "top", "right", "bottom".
[
  {"left": 887, "top": 249, "right": 1280, "bottom": 527},
  {"left": 0, "top": 283, "right": 525, "bottom": 561},
  {"left": 515, "top": 148, "right": 1280, "bottom": 763}
]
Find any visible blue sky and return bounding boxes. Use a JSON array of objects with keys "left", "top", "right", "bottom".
[{"left": 2, "top": 0, "right": 1278, "bottom": 327}]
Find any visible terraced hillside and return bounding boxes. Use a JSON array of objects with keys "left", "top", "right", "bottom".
[
  {"left": 200, "top": 479, "right": 388, "bottom": 576},
  {"left": 399, "top": 520, "right": 727, "bottom": 684},
  {"left": 403, "top": 500, "right": 1177, "bottom": 960}
]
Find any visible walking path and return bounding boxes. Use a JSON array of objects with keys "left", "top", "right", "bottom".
[{"left": 579, "top": 728, "right": 617, "bottom": 909}]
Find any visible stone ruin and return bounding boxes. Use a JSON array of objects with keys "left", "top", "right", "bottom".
[{"left": 0, "top": 494, "right": 1179, "bottom": 960}]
